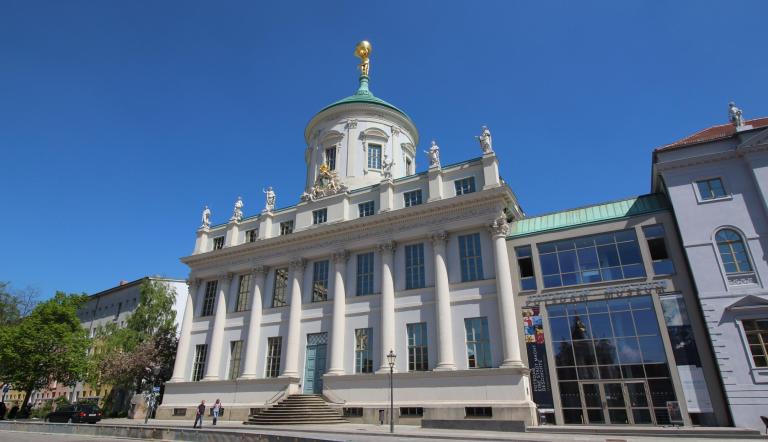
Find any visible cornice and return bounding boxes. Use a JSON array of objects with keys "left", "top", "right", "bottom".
[{"left": 655, "top": 141, "right": 768, "bottom": 173}]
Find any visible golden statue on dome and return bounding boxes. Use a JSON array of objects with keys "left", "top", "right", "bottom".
[{"left": 355, "top": 40, "right": 372, "bottom": 76}]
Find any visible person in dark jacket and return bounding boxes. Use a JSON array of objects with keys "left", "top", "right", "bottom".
[{"left": 193, "top": 400, "right": 205, "bottom": 428}]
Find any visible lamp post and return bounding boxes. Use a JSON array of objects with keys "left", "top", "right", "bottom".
[
  {"left": 386, "top": 349, "right": 396, "bottom": 434},
  {"left": 144, "top": 366, "right": 161, "bottom": 424}
]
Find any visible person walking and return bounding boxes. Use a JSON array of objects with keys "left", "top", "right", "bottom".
[
  {"left": 212, "top": 399, "right": 222, "bottom": 425},
  {"left": 192, "top": 400, "right": 205, "bottom": 428}
]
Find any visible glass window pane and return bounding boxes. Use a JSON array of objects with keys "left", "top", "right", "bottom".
[
  {"left": 554, "top": 342, "right": 575, "bottom": 366},
  {"left": 543, "top": 275, "right": 562, "bottom": 288},
  {"left": 549, "top": 317, "right": 572, "bottom": 341},
  {"left": 554, "top": 240, "right": 575, "bottom": 251},
  {"left": 608, "top": 298, "right": 631, "bottom": 312},
  {"left": 538, "top": 243, "right": 556, "bottom": 254},
  {"left": 622, "top": 263, "right": 646, "bottom": 279},
  {"left": 590, "top": 314, "right": 613, "bottom": 339},
  {"left": 618, "top": 242, "right": 643, "bottom": 265},
  {"left": 557, "top": 367, "right": 578, "bottom": 380},
  {"left": 566, "top": 303, "right": 588, "bottom": 316},
  {"left": 573, "top": 341, "right": 596, "bottom": 366},
  {"left": 582, "top": 270, "right": 602, "bottom": 283},
  {"left": 615, "top": 230, "right": 638, "bottom": 242},
  {"left": 616, "top": 337, "right": 642, "bottom": 364},
  {"left": 648, "top": 379, "right": 676, "bottom": 407},
  {"left": 601, "top": 267, "right": 623, "bottom": 281},
  {"left": 558, "top": 250, "right": 578, "bottom": 273},
  {"left": 540, "top": 253, "right": 559, "bottom": 275},
  {"left": 577, "top": 366, "right": 598, "bottom": 379},
  {"left": 561, "top": 272, "right": 581, "bottom": 286},
  {"left": 652, "top": 260, "right": 676, "bottom": 275},
  {"left": 587, "top": 300, "right": 608, "bottom": 313},
  {"left": 597, "top": 245, "right": 621, "bottom": 267},
  {"left": 611, "top": 311, "right": 636, "bottom": 337},
  {"left": 639, "top": 336, "right": 667, "bottom": 363},
  {"left": 599, "top": 365, "right": 622, "bottom": 380},
  {"left": 595, "top": 339, "right": 619, "bottom": 365},
  {"left": 546, "top": 303, "right": 566, "bottom": 317},
  {"left": 696, "top": 180, "right": 711, "bottom": 199},
  {"left": 578, "top": 248, "right": 599, "bottom": 270},
  {"left": 570, "top": 315, "right": 590, "bottom": 340},
  {"left": 595, "top": 233, "right": 615, "bottom": 245},
  {"left": 633, "top": 309, "right": 660, "bottom": 335},
  {"left": 558, "top": 382, "right": 581, "bottom": 407}
]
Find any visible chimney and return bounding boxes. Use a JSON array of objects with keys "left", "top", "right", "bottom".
[{"left": 119, "top": 280, "right": 128, "bottom": 286}]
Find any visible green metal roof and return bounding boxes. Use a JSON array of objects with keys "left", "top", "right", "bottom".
[
  {"left": 508, "top": 194, "right": 669, "bottom": 238},
  {"left": 318, "top": 75, "right": 411, "bottom": 120}
]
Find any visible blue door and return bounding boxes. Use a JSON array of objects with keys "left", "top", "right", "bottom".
[{"left": 303, "top": 333, "right": 328, "bottom": 394}]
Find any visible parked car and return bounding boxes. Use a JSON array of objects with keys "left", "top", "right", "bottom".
[{"left": 45, "top": 404, "right": 102, "bottom": 424}]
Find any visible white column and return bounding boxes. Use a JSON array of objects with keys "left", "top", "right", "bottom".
[
  {"left": 490, "top": 216, "right": 524, "bottom": 368},
  {"left": 239, "top": 266, "right": 268, "bottom": 380},
  {"left": 281, "top": 258, "right": 306, "bottom": 378},
  {"left": 170, "top": 278, "right": 199, "bottom": 382},
  {"left": 377, "top": 241, "right": 397, "bottom": 373},
  {"left": 431, "top": 232, "right": 456, "bottom": 370},
  {"left": 203, "top": 273, "right": 232, "bottom": 380},
  {"left": 327, "top": 250, "right": 349, "bottom": 375}
]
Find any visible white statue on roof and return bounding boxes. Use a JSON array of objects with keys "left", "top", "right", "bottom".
[
  {"left": 263, "top": 187, "right": 276, "bottom": 212},
  {"left": 729, "top": 102, "right": 745, "bottom": 127},
  {"left": 230, "top": 196, "right": 244, "bottom": 222},
  {"left": 476, "top": 126, "right": 493, "bottom": 154},
  {"left": 424, "top": 140, "right": 440, "bottom": 168},
  {"left": 201, "top": 205, "right": 211, "bottom": 229}
]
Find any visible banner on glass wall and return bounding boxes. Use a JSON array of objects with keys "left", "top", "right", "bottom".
[{"left": 522, "top": 306, "right": 554, "bottom": 409}]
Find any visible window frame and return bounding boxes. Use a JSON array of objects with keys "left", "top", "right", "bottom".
[
  {"left": 454, "top": 177, "right": 477, "bottom": 196},
  {"left": 464, "top": 317, "right": 492, "bottom": 369},
  {"left": 200, "top": 280, "right": 218, "bottom": 317},
  {"left": 192, "top": 344, "right": 208, "bottom": 382},
  {"left": 715, "top": 228, "right": 755, "bottom": 275},
  {"left": 367, "top": 143, "right": 382, "bottom": 170},
  {"left": 312, "top": 208, "right": 327, "bottom": 225},
  {"left": 404, "top": 243, "right": 426, "bottom": 290},
  {"left": 246, "top": 229, "right": 259, "bottom": 243},
  {"left": 515, "top": 245, "right": 537, "bottom": 291},
  {"left": 355, "top": 328, "right": 374, "bottom": 374},
  {"left": 403, "top": 189, "right": 423, "bottom": 207},
  {"left": 643, "top": 224, "right": 676, "bottom": 276},
  {"left": 265, "top": 336, "right": 282, "bottom": 378},
  {"left": 358, "top": 200, "right": 375, "bottom": 218},
  {"left": 407, "top": 322, "right": 429, "bottom": 371},
  {"left": 235, "top": 274, "right": 251, "bottom": 312},
  {"left": 739, "top": 318, "right": 768, "bottom": 369},
  {"left": 458, "top": 233, "right": 484, "bottom": 282},
  {"left": 212, "top": 236, "right": 225, "bottom": 250},
  {"left": 325, "top": 146, "right": 337, "bottom": 171},
  {"left": 272, "top": 268, "right": 289, "bottom": 307},
  {"left": 279, "top": 220, "right": 294, "bottom": 235},
  {"left": 228, "top": 340, "right": 244, "bottom": 380},
  {"left": 312, "top": 260, "right": 330, "bottom": 302},
  {"left": 356, "top": 252, "right": 375, "bottom": 296},
  {"left": 693, "top": 177, "right": 731, "bottom": 203}
]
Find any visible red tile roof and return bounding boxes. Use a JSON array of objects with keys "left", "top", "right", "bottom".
[{"left": 656, "top": 117, "right": 768, "bottom": 152}]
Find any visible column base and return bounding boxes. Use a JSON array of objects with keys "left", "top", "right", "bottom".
[
  {"left": 279, "top": 372, "right": 298, "bottom": 378},
  {"left": 499, "top": 360, "right": 526, "bottom": 369},
  {"left": 237, "top": 374, "right": 258, "bottom": 380},
  {"left": 433, "top": 364, "right": 457, "bottom": 371},
  {"left": 325, "top": 369, "right": 346, "bottom": 376},
  {"left": 201, "top": 375, "right": 220, "bottom": 381}
]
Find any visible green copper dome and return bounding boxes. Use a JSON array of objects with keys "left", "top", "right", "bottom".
[{"left": 318, "top": 75, "right": 411, "bottom": 121}]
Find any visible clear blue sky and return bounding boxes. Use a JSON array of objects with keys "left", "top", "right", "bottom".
[{"left": 1, "top": 1, "right": 766, "bottom": 298}]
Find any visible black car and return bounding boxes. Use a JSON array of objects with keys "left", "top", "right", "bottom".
[{"left": 45, "top": 404, "right": 102, "bottom": 424}]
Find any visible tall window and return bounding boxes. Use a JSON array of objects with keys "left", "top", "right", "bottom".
[
  {"left": 265, "top": 337, "right": 282, "bottom": 378},
  {"left": 465, "top": 317, "right": 491, "bottom": 368},
  {"left": 716, "top": 229, "right": 753, "bottom": 274},
  {"left": 454, "top": 177, "right": 476, "bottom": 195},
  {"left": 192, "top": 344, "right": 208, "bottom": 381},
  {"left": 312, "top": 260, "right": 329, "bottom": 302},
  {"left": 458, "top": 233, "right": 484, "bottom": 282},
  {"left": 272, "top": 268, "right": 288, "bottom": 307},
  {"left": 696, "top": 178, "right": 727, "bottom": 200},
  {"left": 280, "top": 220, "right": 294, "bottom": 235},
  {"left": 405, "top": 243, "right": 425, "bottom": 289},
  {"left": 325, "top": 147, "right": 336, "bottom": 171},
  {"left": 404, "top": 190, "right": 422, "bottom": 207},
  {"left": 368, "top": 144, "right": 382, "bottom": 169},
  {"left": 201, "top": 281, "right": 217, "bottom": 316},
  {"left": 355, "top": 328, "right": 373, "bottom": 373},
  {"left": 356, "top": 252, "right": 374, "bottom": 296},
  {"left": 246, "top": 229, "right": 259, "bottom": 242},
  {"left": 743, "top": 319, "right": 768, "bottom": 368},
  {"left": 313, "top": 208, "right": 327, "bottom": 225},
  {"left": 516, "top": 246, "right": 536, "bottom": 290},
  {"left": 358, "top": 201, "right": 375, "bottom": 217},
  {"left": 213, "top": 236, "right": 225, "bottom": 250},
  {"left": 235, "top": 274, "right": 251, "bottom": 312},
  {"left": 407, "top": 322, "right": 429, "bottom": 371},
  {"left": 228, "top": 340, "right": 243, "bottom": 380},
  {"left": 643, "top": 225, "right": 675, "bottom": 275},
  {"left": 538, "top": 229, "right": 646, "bottom": 288}
]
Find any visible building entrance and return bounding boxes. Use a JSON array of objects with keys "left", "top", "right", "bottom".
[
  {"left": 580, "top": 381, "right": 655, "bottom": 425},
  {"left": 303, "top": 333, "right": 328, "bottom": 394}
]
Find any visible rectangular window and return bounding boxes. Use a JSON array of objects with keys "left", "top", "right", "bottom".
[
  {"left": 312, "top": 260, "right": 329, "bottom": 302},
  {"left": 246, "top": 229, "right": 258, "bottom": 242},
  {"left": 265, "top": 337, "right": 282, "bottom": 378},
  {"left": 465, "top": 317, "right": 491, "bottom": 368},
  {"left": 236, "top": 274, "right": 251, "bottom": 312},
  {"left": 173, "top": 408, "right": 187, "bottom": 417},
  {"left": 192, "top": 344, "right": 208, "bottom": 382},
  {"left": 696, "top": 178, "right": 727, "bottom": 200},
  {"left": 400, "top": 407, "right": 424, "bottom": 417},
  {"left": 368, "top": 144, "right": 382, "bottom": 169},
  {"left": 465, "top": 407, "right": 492, "bottom": 418},
  {"left": 213, "top": 236, "right": 225, "bottom": 250},
  {"left": 201, "top": 280, "right": 217, "bottom": 316},
  {"left": 405, "top": 243, "right": 426, "bottom": 289},
  {"left": 404, "top": 190, "right": 423, "bottom": 207},
  {"left": 313, "top": 208, "right": 327, "bottom": 225},
  {"left": 358, "top": 201, "right": 375, "bottom": 217},
  {"left": 458, "top": 233, "right": 484, "bottom": 282},
  {"left": 743, "top": 319, "right": 768, "bottom": 368},
  {"left": 280, "top": 220, "right": 294, "bottom": 235},
  {"left": 325, "top": 147, "right": 336, "bottom": 171},
  {"left": 538, "top": 229, "right": 646, "bottom": 289},
  {"left": 356, "top": 252, "right": 374, "bottom": 296},
  {"left": 355, "top": 328, "right": 373, "bottom": 373},
  {"left": 228, "top": 340, "right": 243, "bottom": 380},
  {"left": 407, "top": 322, "right": 429, "bottom": 371},
  {"left": 115, "top": 302, "right": 122, "bottom": 319},
  {"left": 516, "top": 246, "right": 536, "bottom": 291},
  {"left": 643, "top": 225, "right": 676, "bottom": 275},
  {"left": 272, "top": 268, "right": 288, "bottom": 307},
  {"left": 454, "top": 177, "right": 476, "bottom": 196},
  {"left": 343, "top": 407, "right": 363, "bottom": 417}
]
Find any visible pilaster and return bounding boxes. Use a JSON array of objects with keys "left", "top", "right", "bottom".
[{"left": 379, "top": 179, "right": 394, "bottom": 212}]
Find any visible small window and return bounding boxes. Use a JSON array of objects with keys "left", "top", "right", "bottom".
[
  {"left": 356, "top": 252, "right": 375, "bottom": 296},
  {"left": 312, "top": 261, "right": 329, "bottom": 302},
  {"left": 359, "top": 201, "right": 375, "bottom": 217},
  {"left": 465, "top": 317, "right": 491, "bottom": 368},
  {"left": 696, "top": 178, "right": 727, "bottom": 200},
  {"left": 404, "top": 190, "right": 422, "bottom": 207},
  {"left": 265, "top": 337, "right": 282, "bottom": 378},
  {"left": 201, "top": 281, "right": 218, "bottom": 316},
  {"left": 213, "top": 236, "right": 225, "bottom": 250},
  {"left": 465, "top": 407, "right": 492, "bottom": 418},
  {"left": 643, "top": 225, "right": 675, "bottom": 275},
  {"left": 280, "top": 220, "right": 294, "bottom": 235},
  {"left": 325, "top": 147, "right": 336, "bottom": 171},
  {"left": 249, "top": 408, "right": 262, "bottom": 416},
  {"left": 716, "top": 229, "right": 753, "bottom": 275},
  {"left": 355, "top": 328, "right": 373, "bottom": 373},
  {"left": 228, "top": 340, "right": 244, "bottom": 380},
  {"left": 343, "top": 407, "right": 363, "bottom": 417},
  {"left": 246, "top": 229, "right": 258, "bottom": 242},
  {"left": 368, "top": 144, "right": 382, "bottom": 169},
  {"left": 455, "top": 177, "right": 476, "bottom": 196},
  {"left": 173, "top": 408, "right": 187, "bottom": 416},
  {"left": 407, "top": 322, "right": 429, "bottom": 371},
  {"left": 192, "top": 344, "right": 208, "bottom": 382},
  {"left": 313, "top": 209, "right": 327, "bottom": 225},
  {"left": 743, "top": 319, "right": 768, "bottom": 367},
  {"left": 114, "top": 302, "right": 122, "bottom": 319},
  {"left": 235, "top": 274, "right": 251, "bottom": 312},
  {"left": 272, "top": 268, "right": 288, "bottom": 307},
  {"left": 400, "top": 407, "right": 424, "bottom": 417},
  {"left": 515, "top": 246, "right": 536, "bottom": 291}
]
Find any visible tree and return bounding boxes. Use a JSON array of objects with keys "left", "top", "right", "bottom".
[
  {"left": 0, "top": 282, "right": 40, "bottom": 326},
  {"left": 0, "top": 293, "right": 89, "bottom": 410}
]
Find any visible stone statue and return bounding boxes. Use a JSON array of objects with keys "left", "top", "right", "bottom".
[
  {"left": 729, "top": 101, "right": 745, "bottom": 127},
  {"left": 382, "top": 154, "right": 394, "bottom": 179},
  {"left": 300, "top": 163, "right": 348, "bottom": 202},
  {"left": 263, "top": 187, "right": 276, "bottom": 212},
  {"left": 201, "top": 205, "right": 211, "bottom": 229},
  {"left": 230, "top": 196, "right": 244, "bottom": 222},
  {"left": 476, "top": 125, "right": 493, "bottom": 154},
  {"left": 424, "top": 140, "right": 441, "bottom": 168}
]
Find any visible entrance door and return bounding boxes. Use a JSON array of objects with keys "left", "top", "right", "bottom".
[
  {"left": 303, "top": 333, "right": 328, "bottom": 394},
  {"left": 579, "top": 381, "right": 655, "bottom": 425}
]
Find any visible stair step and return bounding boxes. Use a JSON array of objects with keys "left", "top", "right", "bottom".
[{"left": 244, "top": 394, "right": 348, "bottom": 425}]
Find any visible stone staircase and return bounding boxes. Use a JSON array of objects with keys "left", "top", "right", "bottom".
[{"left": 244, "top": 394, "right": 348, "bottom": 425}]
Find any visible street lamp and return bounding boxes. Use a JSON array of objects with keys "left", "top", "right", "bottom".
[
  {"left": 386, "top": 349, "right": 396, "bottom": 434},
  {"left": 144, "top": 366, "right": 161, "bottom": 424}
]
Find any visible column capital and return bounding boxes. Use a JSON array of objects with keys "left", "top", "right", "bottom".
[
  {"left": 219, "top": 272, "right": 235, "bottom": 283},
  {"left": 377, "top": 240, "right": 397, "bottom": 254},
  {"left": 289, "top": 258, "right": 307, "bottom": 271},
  {"left": 332, "top": 250, "right": 350, "bottom": 263},
  {"left": 488, "top": 213, "right": 510, "bottom": 238},
  {"left": 429, "top": 231, "right": 449, "bottom": 244},
  {"left": 252, "top": 265, "right": 269, "bottom": 276},
  {"left": 186, "top": 277, "right": 202, "bottom": 289}
]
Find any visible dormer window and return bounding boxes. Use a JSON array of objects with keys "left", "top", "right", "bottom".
[
  {"left": 367, "top": 144, "right": 382, "bottom": 169},
  {"left": 325, "top": 147, "right": 337, "bottom": 171},
  {"left": 213, "top": 236, "right": 225, "bottom": 250}
]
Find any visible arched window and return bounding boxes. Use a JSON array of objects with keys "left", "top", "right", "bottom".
[{"left": 716, "top": 229, "right": 753, "bottom": 274}]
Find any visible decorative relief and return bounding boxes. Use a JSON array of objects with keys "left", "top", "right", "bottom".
[
  {"left": 301, "top": 163, "right": 348, "bottom": 202},
  {"left": 332, "top": 250, "right": 350, "bottom": 263},
  {"left": 489, "top": 213, "right": 510, "bottom": 237},
  {"left": 346, "top": 119, "right": 358, "bottom": 129},
  {"left": 391, "top": 125, "right": 400, "bottom": 136},
  {"left": 377, "top": 240, "right": 397, "bottom": 254},
  {"left": 430, "top": 231, "right": 449, "bottom": 244},
  {"left": 727, "top": 274, "right": 758, "bottom": 286},
  {"left": 289, "top": 258, "right": 307, "bottom": 271},
  {"left": 252, "top": 265, "right": 269, "bottom": 276}
]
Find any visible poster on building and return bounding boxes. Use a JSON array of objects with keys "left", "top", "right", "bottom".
[
  {"left": 522, "top": 306, "right": 554, "bottom": 409},
  {"left": 676, "top": 365, "right": 713, "bottom": 413}
]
